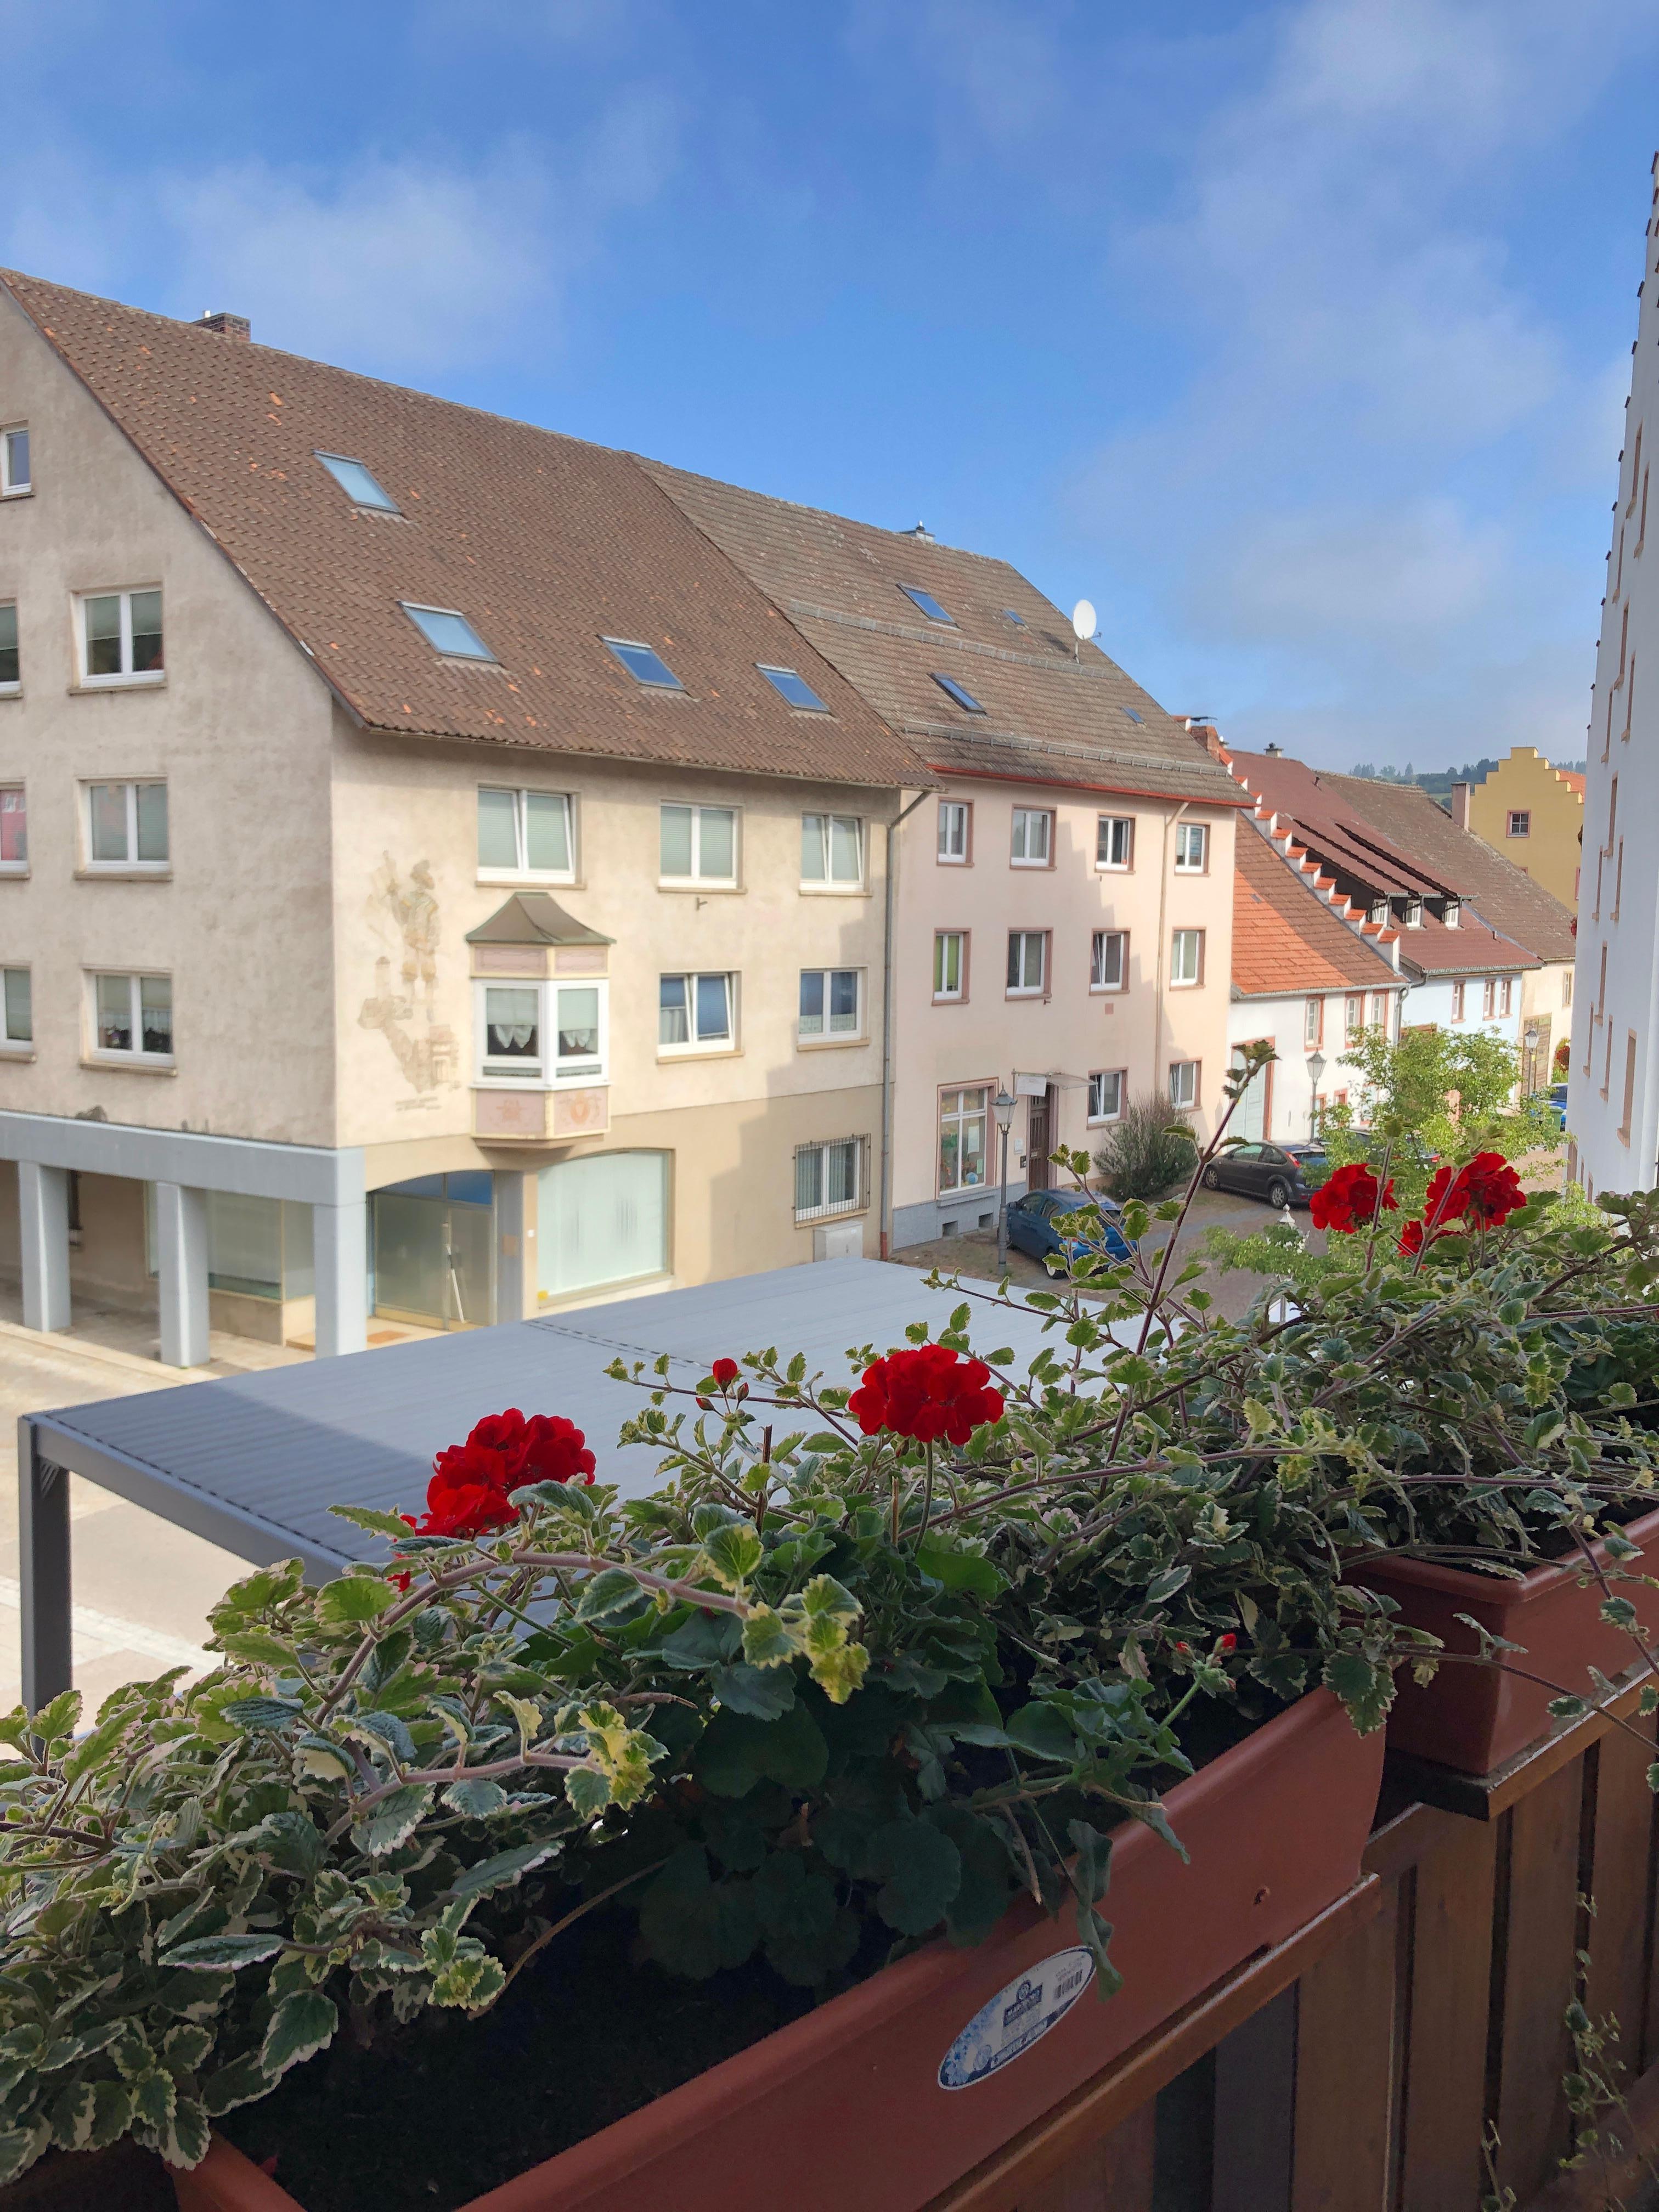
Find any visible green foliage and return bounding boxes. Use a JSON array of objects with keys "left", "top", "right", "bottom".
[
  {"left": 1092, "top": 1090, "right": 1200, "bottom": 1199},
  {"left": 1319, "top": 1025, "right": 1560, "bottom": 1211}
]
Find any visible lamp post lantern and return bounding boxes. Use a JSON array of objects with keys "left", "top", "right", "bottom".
[
  {"left": 1524, "top": 1025, "right": 1540, "bottom": 1093},
  {"left": 994, "top": 1086, "right": 1018, "bottom": 1273}
]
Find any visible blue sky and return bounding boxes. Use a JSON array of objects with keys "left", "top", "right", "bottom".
[{"left": 3, "top": 0, "right": 1657, "bottom": 769}]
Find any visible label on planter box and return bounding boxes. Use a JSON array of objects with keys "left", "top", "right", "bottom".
[{"left": 937, "top": 1945, "right": 1096, "bottom": 2090}]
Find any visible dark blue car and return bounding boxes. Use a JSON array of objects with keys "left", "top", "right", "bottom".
[{"left": 1005, "top": 1189, "right": 1136, "bottom": 1265}]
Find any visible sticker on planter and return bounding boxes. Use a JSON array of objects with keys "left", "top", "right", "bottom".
[{"left": 937, "top": 1946, "right": 1096, "bottom": 2090}]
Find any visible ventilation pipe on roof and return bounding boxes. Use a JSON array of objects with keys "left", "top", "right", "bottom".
[
  {"left": 1265, "top": 742, "right": 1283, "bottom": 756},
  {"left": 1449, "top": 781, "right": 1471, "bottom": 830},
  {"left": 192, "top": 311, "right": 250, "bottom": 341},
  {"left": 901, "top": 522, "right": 935, "bottom": 543}
]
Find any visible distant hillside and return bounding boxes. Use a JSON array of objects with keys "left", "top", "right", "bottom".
[{"left": 1349, "top": 757, "right": 1586, "bottom": 800}]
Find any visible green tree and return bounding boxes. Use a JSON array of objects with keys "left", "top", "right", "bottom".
[{"left": 1319, "top": 1024, "right": 1559, "bottom": 1209}]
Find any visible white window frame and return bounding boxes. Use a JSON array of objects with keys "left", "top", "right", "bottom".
[
  {"left": 477, "top": 787, "right": 575, "bottom": 883},
  {"left": 1090, "top": 929, "right": 1127, "bottom": 992},
  {"left": 659, "top": 970, "right": 738, "bottom": 1056},
  {"left": 0, "top": 967, "right": 30, "bottom": 1053},
  {"left": 0, "top": 600, "right": 16, "bottom": 697},
  {"left": 1010, "top": 808, "right": 1053, "bottom": 867},
  {"left": 794, "top": 1135, "right": 868, "bottom": 1223},
  {"left": 1096, "top": 815, "right": 1134, "bottom": 871},
  {"left": 659, "top": 803, "right": 740, "bottom": 888},
  {"left": 1087, "top": 1069, "right": 1125, "bottom": 1124},
  {"left": 937, "top": 800, "right": 970, "bottom": 864},
  {"left": 1173, "top": 821, "right": 1209, "bottom": 873},
  {"left": 1345, "top": 994, "right": 1364, "bottom": 1042},
  {"left": 81, "top": 781, "right": 168, "bottom": 873},
  {"left": 939, "top": 1084, "right": 991, "bottom": 1195},
  {"left": 0, "top": 426, "right": 29, "bottom": 498},
  {"left": 1500, "top": 977, "right": 1514, "bottom": 1017},
  {"left": 1170, "top": 929, "right": 1204, "bottom": 988},
  {"left": 798, "top": 966, "right": 865, "bottom": 1043},
  {"left": 87, "top": 970, "right": 173, "bottom": 1066},
  {"left": 1482, "top": 977, "right": 1497, "bottom": 1020},
  {"left": 1304, "top": 996, "right": 1323, "bottom": 1048},
  {"left": 1451, "top": 980, "right": 1466, "bottom": 1022},
  {"left": 0, "top": 786, "right": 24, "bottom": 876},
  {"left": 800, "top": 812, "right": 865, "bottom": 890},
  {"left": 472, "top": 977, "right": 608, "bottom": 1089},
  {"left": 934, "top": 929, "right": 967, "bottom": 1002},
  {"left": 1007, "top": 929, "right": 1048, "bottom": 997},
  {"left": 76, "top": 588, "right": 165, "bottom": 689},
  {"left": 1169, "top": 1059, "right": 1199, "bottom": 1110}
]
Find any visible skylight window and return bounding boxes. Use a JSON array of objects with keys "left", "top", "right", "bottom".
[
  {"left": 758, "top": 664, "right": 828, "bottom": 712},
  {"left": 1122, "top": 707, "right": 1143, "bottom": 726},
  {"left": 932, "top": 672, "right": 987, "bottom": 715},
  {"left": 1002, "top": 608, "right": 1026, "bottom": 629},
  {"left": 605, "top": 637, "right": 684, "bottom": 690},
  {"left": 317, "top": 453, "right": 399, "bottom": 512},
  {"left": 900, "top": 585, "right": 954, "bottom": 625},
  {"left": 400, "top": 602, "right": 495, "bottom": 661}
]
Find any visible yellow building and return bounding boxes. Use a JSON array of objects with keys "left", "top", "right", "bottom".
[{"left": 1459, "top": 747, "right": 1584, "bottom": 912}]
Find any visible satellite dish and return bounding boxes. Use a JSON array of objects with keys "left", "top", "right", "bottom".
[{"left": 1071, "top": 598, "right": 1097, "bottom": 642}]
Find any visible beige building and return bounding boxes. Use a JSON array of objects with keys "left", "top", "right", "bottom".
[
  {"left": 0, "top": 272, "right": 926, "bottom": 1358},
  {"left": 1460, "top": 747, "right": 1585, "bottom": 913},
  {"left": 644, "top": 475, "right": 1243, "bottom": 1242}
]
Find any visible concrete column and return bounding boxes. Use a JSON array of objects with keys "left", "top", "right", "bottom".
[
  {"left": 155, "top": 1181, "right": 210, "bottom": 1369},
  {"left": 313, "top": 1199, "right": 368, "bottom": 1357},
  {"left": 494, "top": 1170, "right": 531, "bottom": 1322},
  {"left": 19, "top": 1422, "right": 72, "bottom": 1711},
  {"left": 17, "top": 1161, "right": 71, "bottom": 1334}
]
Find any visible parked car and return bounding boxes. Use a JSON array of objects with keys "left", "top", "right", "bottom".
[
  {"left": 1539, "top": 1082, "right": 1568, "bottom": 1131},
  {"left": 1201, "top": 1142, "right": 1327, "bottom": 1209},
  {"left": 1005, "top": 1189, "right": 1136, "bottom": 1263}
]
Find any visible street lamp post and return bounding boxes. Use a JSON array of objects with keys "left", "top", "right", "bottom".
[
  {"left": 994, "top": 1086, "right": 1017, "bottom": 1273},
  {"left": 1524, "top": 1025, "right": 1540, "bottom": 1094},
  {"left": 1306, "top": 1051, "right": 1327, "bottom": 1139}
]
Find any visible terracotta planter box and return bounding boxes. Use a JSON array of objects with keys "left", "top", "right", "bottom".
[
  {"left": 1358, "top": 1504, "right": 1659, "bottom": 1775},
  {"left": 0, "top": 2139, "right": 176, "bottom": 2210},
  {"left": 171, "top": 1688, "right": 1380, "bottom": 2212}
]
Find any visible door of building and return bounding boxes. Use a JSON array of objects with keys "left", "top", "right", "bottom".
[
  {"left": 371, "top": 1173, "right": 495, "bottom": 1330},
  {"left": 1231, "top": 1048, "right": 1270, "bottom": 1142},
  {"left": 1026, "top": 1085, "right": 1056, "bottom": 1192}
]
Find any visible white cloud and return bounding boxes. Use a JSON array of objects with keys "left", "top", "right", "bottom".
[{"left": 1063, "top": 0, "right": 1659, "bottom": 764}]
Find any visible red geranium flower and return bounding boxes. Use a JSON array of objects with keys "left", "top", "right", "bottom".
[
  {"left": 1308, "top": 1161, "right": 1396, "bottom": 1234},
  {"left": 1217, "top": 1632, "right": 1238, "bottom": 1653},
  {"left": 710, "top": 1358, "right": 740, "bottom": 1388},
  {"left": 1397, "top": 1218, "right": 1437, "bottom": 1259},
  {"left": 1423, "top": 1151, "right": 1526, "bottom": 1231},
  {"left": 847, "top": 1344, "right": 1005, "bottom": 1447},
  {"left": 432, "top": 1408, "right": 595, "bottom": 1494}
]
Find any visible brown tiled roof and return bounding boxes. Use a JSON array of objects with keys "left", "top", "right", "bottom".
[
  {"left": 1224, "top": 749, "right": 1541, "bottom": 977},
  {"left": 644, "top": 464, "right": 1246, "bottom": 809},
  {"left": 1327, "top": 773, "right": 1577, "bottom": 965},
  {"left": 0, "top": 270, "right": 923, "bottom": 789},
  {"left": 1232, "top": 826, "right": 1400, "bottom": 997}
]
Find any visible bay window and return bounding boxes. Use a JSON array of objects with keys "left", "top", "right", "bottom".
[{"left": 474, "top": 979, "right": 606, "bottom": 1086}]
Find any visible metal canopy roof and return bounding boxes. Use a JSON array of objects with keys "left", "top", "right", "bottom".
[{"left": 22, "top": 1260, "right": 1060, "bottom": 1598}]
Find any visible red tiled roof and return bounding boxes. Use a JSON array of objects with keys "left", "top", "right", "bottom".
[
  {"left": 1233, "top": 826, "right": 1401, "bottom": 996},
  {"left": 0, "top": 269, "right": 924, "bottom": 790},
  {"left": 645, "top": 464, "right": 1246, "bottom": 809},
  {"left": 1559, "top": 770, "right": 1586, "bottom": 798}
]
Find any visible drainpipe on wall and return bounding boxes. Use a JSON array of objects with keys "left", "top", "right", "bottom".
[
  {"left": 879, "top": 788, "right": 932, "bottom": 1259},
  {"left": 1152, "top": 802, "right": 1192, "bottom": 1108}
]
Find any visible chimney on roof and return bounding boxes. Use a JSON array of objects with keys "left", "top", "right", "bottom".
[
  {"left": 1184, "top": 716, "right": 1226, "bottom": 761},
  {"left": 1449, "top": 781, "right": 1471, "bottom": 831},
  {"left": 193, "top": 310, "right": 250, "bottom": 342},
  {"left": 1265, "top": 742, "right": 1283, "bottom": 757},
  {"left": 900, "top": 522, "right": 935, "bottom": 543}
]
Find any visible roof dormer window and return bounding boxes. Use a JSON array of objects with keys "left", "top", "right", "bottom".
[
  {"left": 316, "top": 453, "right": 399, "bottom": 512},
  {"left": 901, "top": 585, "right": 954, "bottom": 625},
  {"left": 1442, "top": 898, "right": 1461, "bottom": 929},
  {"left": 604, "top": 637, "right": 683, "bottom": 690},
  {"left": 400, "top": 602, "right": 495, "bottom": 661},
  {"left": 1404, "top": 897, "right": 1423, "bottom": 929}
]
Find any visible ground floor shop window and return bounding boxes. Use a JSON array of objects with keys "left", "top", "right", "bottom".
[
  {"left": 538, "top": 1151, "right": 669, "bottom": 1303},
  {"left": 939, "top": 1084, "right": 990, "bottom": 1194}
]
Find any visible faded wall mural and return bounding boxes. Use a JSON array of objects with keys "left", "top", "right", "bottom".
[{"left": 359, "top": 854, "right": 458, "bottom": 1101}]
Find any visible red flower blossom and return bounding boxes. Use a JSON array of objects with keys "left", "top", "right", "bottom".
[
  {"left": 404, "top": 1410, "right": 596, "bottom": 1544},
  {"left": 1422, "top": 1151, "right": 1526, "bottom": 1232},
  {"left": 710, "top": 1358, "right": 740, "bottom": 1389},
  {"left": 1217, "top": 1632, "right": 1238, "bottom": 1653},
  {"left": 847, "top": 1344, "right": 1005, "bottom": 1447},
  {"left": 1396, "top": 1218, "right": 1437, "bottom": 1259},
  {"left": 1308, "top": 1161, "right": 1396, "bottom": 1234}
]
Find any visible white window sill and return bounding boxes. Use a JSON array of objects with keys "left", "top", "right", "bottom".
[
  {"left": 0, "top": 488, "right": 32, "bottom": 502},
  {"left": 0, "top": 866, "right": 27, "bottom": 880},
  {"left": 658, "top": 879, "right": 742, "bottom": 895},
  {"left": 477, "top": 870, "right": 578, "bottom": 890},
  {"left": 1006, "top": 988, "right": 1047, "bottom": 1000},
  {"left": 799, "top": 883, "right": 869, "bottom": 897},
  {"left": 0, "top": 689, "right": 20, "bottom": 702},
  {"left": 76, "top": 867, "right": 171, "bottom": 882},
  {"left": 81, "top": 1054, "right": 176, "bottom": 1074},
  {"left": 936, "top": 856, "right": 970, "bottom": 867},
  {"left": 71, "top": 675, "right": 166, "bottom": 695},
  {"left": 0, "top": 1045, "right": 35, "bottom": 1060},
  {"left": 932, "top": 995, "right": 966, "bottom": 1007},
  {"left": 657, "top": 1045, "right": 741, "bottom": 1064},
  {"left": 797, "top": 1032, "right": 870, "bottom": 1051},
  {"left": 1089, "top": 984, "right": 1127, "bottom": 997},
  {"left": 1169, "top": 980, "right": 1201, "bottom": 990}
]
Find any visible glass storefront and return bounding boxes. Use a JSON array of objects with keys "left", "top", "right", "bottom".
[{"left": 370, "top": 1172, "right": 495, "bottom": 1330}]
